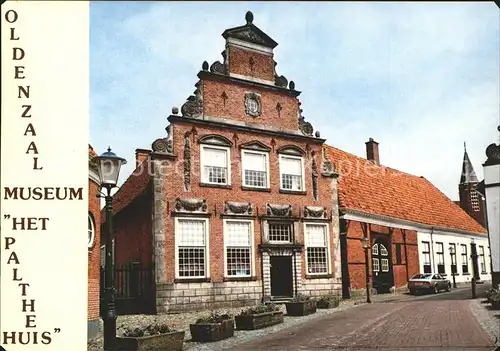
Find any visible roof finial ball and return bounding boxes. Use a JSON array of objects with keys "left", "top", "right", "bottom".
[
  {"left": 245, "top": 11, "right": 254, "bottom": 24},
  {"left": 202, "top": 61, "right": 209, "bottom": 71}
]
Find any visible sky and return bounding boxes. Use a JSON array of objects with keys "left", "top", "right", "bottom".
[{"left": 90, "top": 1, "right": 500, "bottom": 201}]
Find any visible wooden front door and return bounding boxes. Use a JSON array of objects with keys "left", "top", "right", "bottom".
[
  {"left": 270, "top": 256, "right": 293, "bottom": 297},
  {"left": 371, "top": 236, "right": 394, "bottom": 293}
]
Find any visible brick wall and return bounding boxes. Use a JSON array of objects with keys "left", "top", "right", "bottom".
[
  {"left": 113, "top": 189, "right": 153, "bottom": 267},
  {"left": 88, "top": 177, "right": 101, "bottom": 337},
  {"left": 345, "top": 220, "right": 419, "bottom": 292},
  {"left": 202, "top": 78, "right": 299, "bottom": 130},
  {"left": 226, "top": 45, "right": 275, "bottom": 82}
]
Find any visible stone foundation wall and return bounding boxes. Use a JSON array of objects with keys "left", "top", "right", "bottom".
[
  {"left": 301, "top": 277, "right": 342, "bottom": 297},
  {"left": 156, "top": 280, "right": 262, "bottom": 313}
]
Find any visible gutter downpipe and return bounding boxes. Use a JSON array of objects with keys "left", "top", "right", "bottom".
[{"left": 430, "top": 227, "right": 436, "bottom": 273}]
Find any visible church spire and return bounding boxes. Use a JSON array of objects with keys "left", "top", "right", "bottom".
[{"left": 460, "top": 141, "right": 478, "bottom": 184}]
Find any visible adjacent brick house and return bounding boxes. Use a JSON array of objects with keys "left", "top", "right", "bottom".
[
  {"left": 107, "top": 12, "right": 342, "bottom": 313},
  {"left": 328, "top": 139, "right": 488, "bottom": 297},
  {"left": 88, "top": 145, "right": 101, "bottom": 339}
]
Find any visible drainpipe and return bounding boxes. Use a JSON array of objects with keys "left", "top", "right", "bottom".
[
  {"left": 293, "top": 250, "right": 298, "bottom": 297},
  {"left": 430, "top": 227, "right": 436, "bottom": 273},
  {"left": 402, "top": 230, "right": 409, "bottom": 282}
]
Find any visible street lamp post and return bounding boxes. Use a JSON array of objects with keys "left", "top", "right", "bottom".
[
  {"left": 361, "top": 237, "right": 372, "bottom": 303},
  {"left": 95, "top": 147, "right": 127, "bottom": 351},
  {"left": 470, "top": 238, "right": 480, "bottom": 299},
  {"left": 448, "top": 246, "right": 457, "bottom": 289}
]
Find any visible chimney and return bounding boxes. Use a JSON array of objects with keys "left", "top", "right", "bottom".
[
  {"left": 135, "top": 148, "right": 151, "bottom": 166},
  {"left": 365, "top": 138, "right": 380, "bottom": 165}
]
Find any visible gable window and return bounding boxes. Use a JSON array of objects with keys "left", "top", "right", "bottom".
[
  {"left": 305, "top": 223, "right": 329, "bottom": 275},
  {"left": 268, "top": 222, "right": 293, "bottom": 243},
  {"left": 422, "top": 241, "right": 431, "bottom": 273},
  {"left": 200, "top": 145, "right": 230, "bottom": 185},
  {"left": 450, "top": 243, "right": 457, "bottom": 275},
  {"left": 242, "top": 150, "right": 269, "bottom": 188},
  {"left": 88, "top": 213, "right": 96, "bottom": 249},
  {"left": 224, "top": 220, "right": 253, "bottom": 277},
  {"left": 461, "top": 244, "right": 468, "bottom": 274},
  {"left": 279, "top": 155, "right": 304, "bottom": 191},
  {"left": 436, "top": 242, "right": 445, "bottom": 274},
  {"left": 479, "top": 245, "right": 486, "bottom": 273},
  {"left": 176, "top": 218, "right": 208, "bottom": 279}
]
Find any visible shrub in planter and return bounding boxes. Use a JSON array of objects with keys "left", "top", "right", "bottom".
[
  {"left": 489, "top": 290, "right": 500, "bottom": 310},
  {"left": 190, "top": 311, "right": 234, "bottom": 342},
  {"left": 116, "top": 323, "right": 185, "bottom": 351},
  {"left": 485, "top": 288, "right": 500, "bottom": 303},
  {"left": 285, "top": 294, "right": 317, "bottom": 316},
  {"left": 317, "top": 295, "right": 341, "bottom": 309},
  {"left": 235, "top": 303, "right": 284, "bottom": 330}
]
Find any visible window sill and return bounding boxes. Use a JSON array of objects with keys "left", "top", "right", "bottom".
[
  {"left": 223, "top": 276, "right": 257, "bottom": 282},
  {"left": 279, "top": 189, "right": 307, "bottom": 195},
  {"left": 305, "top": 274, "right": 333, "bottom": 279},
  {"left": 199, "top": 183, "right": 232, "bottom": 189},
  {"left": 241, "top": 186, "right": 271, "bottom": 192},
  {"left": 174, "top": 278, "right": 211, "bottom": 283},
  {"left": 462, "top": 273, "right": 470, "bottom": 276}
]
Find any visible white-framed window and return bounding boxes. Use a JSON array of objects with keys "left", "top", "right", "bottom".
[
  {"left": 279, "top": 154, "right": 304, "bottom": 191},
  {"left": 380, "top": 244, "right": 388, "bottom": 256},
  {"left": 422, "top": 241, "right": 431, "bottom": 273},
  {"left": 304, "top": 223, "right": 330, "bottom": 275},
  {"left": 479, "top": 245, "right": 486, "bottom": 273},
  {"left": 268, "top": 222, "right": 293, "bottom": 243},
  {"left": 373, "top": 258, "right": 380, "bottom": 272},
  {"left": 461, "top": 244, "right": 468, "bottom": 274},
  {"left": 175, "top": 218, "right": 209, "bottom": 279},
  {"left": 381, "top": 259, "right": 389, "bottom": 272},
  {"left": 372, "top": 243, "right": 379, "bottom": 256},
  {"left": 241, "top": 150, "right": 269, "bottom": 188},
  {"left": 88, "top": 213, "right": 96, "bottom": 249},
  {"left": 224, "top": 219, "right": 254, "bottom": 277},
  {"left": 200, "top": 145, "right": 231, "bottom": 185}
]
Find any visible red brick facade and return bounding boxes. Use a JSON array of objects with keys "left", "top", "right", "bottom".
[
  {"left": 88, "top": 145, "right": 101, "bottom": 339},
  {"left": 110, "top": 12, "right": 342, "bottom": 313}
]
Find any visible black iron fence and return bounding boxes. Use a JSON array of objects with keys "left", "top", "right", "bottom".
[{"left": 100, "top": 262, "right": 155, "bottom": 316}]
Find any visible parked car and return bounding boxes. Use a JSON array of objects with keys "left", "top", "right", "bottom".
[{"left": 408, "top": 273, "right": 451, "bottom": 295}]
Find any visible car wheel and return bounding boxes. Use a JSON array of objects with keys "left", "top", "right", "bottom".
[
  {"left": 446, "top": 283, "right": 451, "bottom": 292},
  {"left": 433, "top": 285, "right": 439, "bottom": 294}
]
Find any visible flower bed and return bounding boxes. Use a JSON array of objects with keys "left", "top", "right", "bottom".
[
  {"left": 285, "top": 294, "right": 317, "bottom": 316},
  {"left": 116, "top": 323, "right": 184, "bottom": 351},
  {"left": 485, "top": 287, "right": 500, "bottom": 310},
  {"left": 189, "top": 312, "right": 234, "bottom": 342},
  {"left": 235, "top": 303, "right": 284, "bottom": 330}
]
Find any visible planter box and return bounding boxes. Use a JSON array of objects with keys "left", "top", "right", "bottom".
[
  {"left": 317, "top": 298, "right": 340, "bottom": 309},
  {"left": 285, "top": 300, "right": 317, "bottom": 316},
  {"left": 491, "top": 301, "right": 500, "bottom": 310},
  {"left": 189, "top": 319, "right": 234, "bottom": 342},
  {"left": 235, "top": 311, "right": 284, "bottom": 330},
  {"left": 116, "top": 330, "right": 185, "bottom": 351}
]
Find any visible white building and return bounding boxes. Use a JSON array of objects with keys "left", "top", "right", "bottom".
[
  {"left": 417, "top": 230, "right": 491, "bottom": 284},
  {"left": 478, "top": 130, "right": 500, "bottom": 287}
]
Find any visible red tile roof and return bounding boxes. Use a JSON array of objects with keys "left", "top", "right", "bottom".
[
  {"left": 326, "top": 145, "right": 486, "bottom": 235},
  {"left": 100, "top": 160, "right": 151, "bottom": 224}
]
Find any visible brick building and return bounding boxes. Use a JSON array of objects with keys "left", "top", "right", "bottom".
[
  {"left": 108, "top": 12, "right": 342, "bottom": 313},
  {"left": 458, "top": 143, "right": 486, "bottom": 227},
  {"left": 88, "top": 145, "right": 101, "bottom": 339},
  {"left": 328, "top": 139, "right": 488, "bottom": 297}
]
